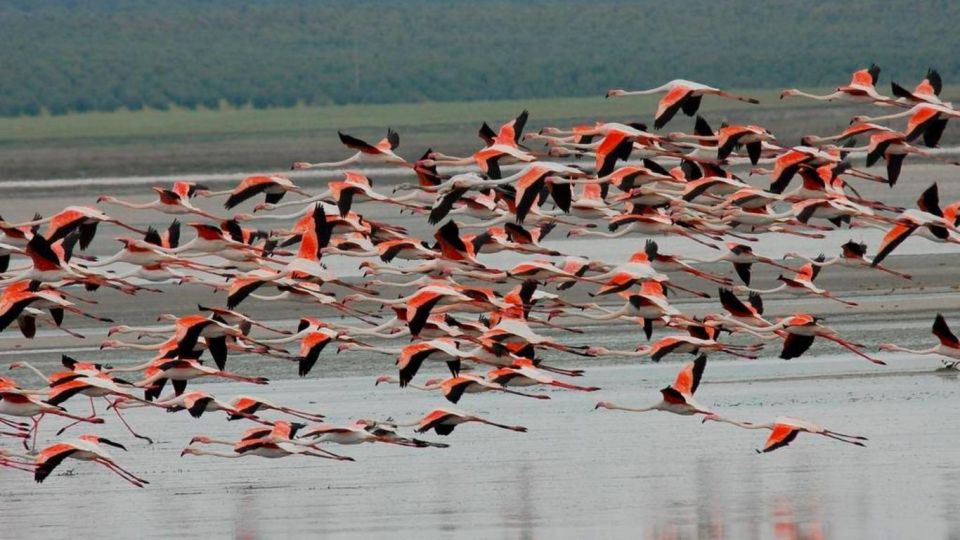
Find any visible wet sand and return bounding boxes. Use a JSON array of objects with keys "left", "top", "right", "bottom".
[{"left": 0, "top": 166, "right": 959, "bottom": 539}]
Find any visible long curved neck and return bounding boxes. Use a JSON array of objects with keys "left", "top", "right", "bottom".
[
  {"left": 250, "top": 291, "right": 289, "bottom": 301},
  {"left": 186, "top": 448, "right": 240, "bottom": 458},
  {"left": 115, "top": 340, "right": 165, "bottom": 351},
  {"left": 719, "top": 317, "right": 784, "bottom": 337},
  {"left": 622, "top": 83, "right": 671, "bottom": 96},
  {"left": 860, "top": 109, "right": 914, "bottom": 123},
  {"left": 246, "top": 207, "right": 312, "bottom": 221},
  {"left": 302, "top": 155, "right": 360, "bottom": 169},
  {"left": 605, "top": 402, "right": 657, "bottom": 413},
  {"left": 791, "top": 90, "right": 838, "bottom": 101},
  {"left": 352, "top": 344, "right": 401, "bottom": 355},
  {"left": 708, "top": 415, "right": 773, "bottom": 430},
  {"left": 581, "top": 227, "right": 633, "bottom": 238},
  {"left": 271, "top": 190, "right": 332, "bottom": 209},
  {"left": 740, "top": 284, "right": 785, "bottom": 294},
  {"left": 104, "top": 199, "right": 154, "bottom": 210},
  {"left": 883, "top": 344, "right": 939, "bottom": 355},
  {"left": 11, "top": 362, "right": 49, "bottom": 383}
]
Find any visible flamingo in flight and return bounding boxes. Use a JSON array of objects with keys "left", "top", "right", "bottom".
[
  {"left": 879, "top": 314, "right": 960, "bottom": 369},
  {"left": 34, "top": 434, "right": 150, "bottom": 487},
  {"left": 607, "top": 80, "right": 759, "bottom": 129},
  {"left": 292, "top": 129, "right": 407, "bottom": 169},
  {"left": 780, "top": 64, "right": 900, "bottom": 105},
  {"left": 594, "top": 355, "right": 713, "bottom": 416},
  {"left": 703, "top": 414, "right": 867, "bottom": 453}
]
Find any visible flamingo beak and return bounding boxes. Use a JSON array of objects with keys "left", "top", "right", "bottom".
[{"left": 100, "top": 438, "right": 127, "bottom": 451}]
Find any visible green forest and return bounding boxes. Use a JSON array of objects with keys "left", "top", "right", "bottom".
[{"left": 2, "top": 0, "right": 958, "bottom": 117}]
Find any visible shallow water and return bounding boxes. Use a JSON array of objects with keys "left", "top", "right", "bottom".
[
  {"left": 2, "top": 355, "right": 958, "bottom": 539},
  {"left": 3, "top": 165, "right": 960, "bottom": 539}
]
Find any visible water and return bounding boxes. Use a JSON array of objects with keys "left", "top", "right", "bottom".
[
  {"left": 3, "top": 166, "right": 960, "bottom": 538},
  {"left": 1, "top": 356, "right": 958, "bottom": 539}
]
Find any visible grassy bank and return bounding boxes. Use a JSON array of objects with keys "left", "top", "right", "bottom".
[{"left": 1, "top": 87, "right": 955, "bottom": 181}]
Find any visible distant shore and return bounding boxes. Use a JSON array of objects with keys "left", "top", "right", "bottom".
[{"left": 4, "top": 89, "right": 957, "bottom": 181}]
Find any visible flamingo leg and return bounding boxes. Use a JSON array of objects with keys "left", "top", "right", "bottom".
[
  {"left": 96, "top": 458, "right": 148, "bottom": 487},
  {"left": 822, "top": 335, "right": 886, "bottom": 365},
  {"left": 55, "top": 397, "right": 98, "bottom": 436},
  {"left": 111, "top": 401, "right": 154, "bottom": 444}
]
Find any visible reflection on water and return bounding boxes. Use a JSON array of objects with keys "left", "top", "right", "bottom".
[{"left": 1, "top": 359, "right": 959, "bottom": 539}]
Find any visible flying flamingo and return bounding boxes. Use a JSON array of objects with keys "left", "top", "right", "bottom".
[
  {"left": 783, "top": 240, "right": 911, "bottom": 280},
  {"left": 780, "top": 64, "right": 899, "bottom": 105},
  {"left": 879, "top": 314, "right": 960, "bottom": 369},
  {"left": 385, "top": 407, "right": 528, "bottom": 436},
  {"left": 379, "top": 373, "right": 549, "bottom": 404},
  {"left": 702, "top": 414, "right": 867, "bottom": 453},
  {"left": 292, "top": 129, "right": 407, "bottom": 169},
  {"left": 594, "top": 355, "right": 714, "bottom": 416},
  {"left": 891, "top": 68, "right": 944, "bottom": 105},
  {"left": 735, "top": 256, "right": 858, "bottom": 307},
  {"left": 34, "top": 435, "right": 149, "bottom": 487},
  {"left": 226, "top": 396, "right": 326, "bottom": 422},
  {"left": 607, "top": 80, "right": 759, "bottom": 129},
  {"left": 97, "top": 187, "right": 221, "bottom": 220}
]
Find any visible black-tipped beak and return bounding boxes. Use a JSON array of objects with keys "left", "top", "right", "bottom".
[{"left": 100, "top": 438, "right": 127, "bottom": 451}]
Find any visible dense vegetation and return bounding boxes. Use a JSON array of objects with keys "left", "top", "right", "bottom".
[{"left": 2, "top": 0, "right": 958, "bottom": 117}]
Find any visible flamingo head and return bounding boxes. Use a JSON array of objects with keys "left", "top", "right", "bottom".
[
  {"left": 547, "top": 147, "right": 573, "bottom": 158},
  {"left": 374, "top": 375, "right": 395, "bottom": 386},
  {"left": 605, "top": 89, "right": 627, "bottom": 98},
  {"left": 99, "top": 340, "right": 121, "bottom": 350},
  {"left": 252, "top": 202, "right": 274, "bottom": 213},
  {"left": 290, "top": 161, "right": 311, "bottom": 171},
  {"left": 583, "top": 346, "right": 609, "bottom": 356},
  {"left": 565, "top": 227, "right": 587, "bottom": 238},
  {"left": 594, "top": 400, "right": 613, "bottom": 410},
  {"left": 96, "top": 195, "right": 113, "bottom": 204},
  {"left": 780, "top": 89, "right": 799, "bottom": 99},
  {"left": 106, "top": 325, "right": 130, "bottom": 337},
  {"left": 878, "top": 343, "right": 898, "bottom": 352}
]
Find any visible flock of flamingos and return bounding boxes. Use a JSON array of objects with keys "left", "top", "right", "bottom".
[{"left": 1, "top": 65, "right": 960, "bottom": 487}]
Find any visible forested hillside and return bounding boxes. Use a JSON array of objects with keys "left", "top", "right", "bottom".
[{"left": 2, "top": 0, "right": 957, "bottom": 117}]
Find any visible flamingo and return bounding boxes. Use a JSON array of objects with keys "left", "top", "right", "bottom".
[
  {"left": 783, "top": 240, "right": 911, "bottom": 280},
  {"left": 292, "top": 129, "right": 407, "bottom": 169},
  {"left": 780, "top": 64, "right": 899, "bottom": 105},
  {"left": 226, "top": 396, "right": 326, "bottom": 422},
  {"left": 702, "top": 414, "right": 867, "bottom": 453},
  {"left": 97, "top": 187, "right": 220, "bottom": 220},
  {"left": 385, "top": 407, "right": 528, "bottom": 436},
  {"left": 3, "top": 206, "right": 146, "bottom": 250},
  {"left": 735, "top": 257, "right": 858, "bottom": 307},
  {"left": 594, "top": 355, "right": 713, "bottom": 416},
  {"left": 34, "top": 435, "right": 149, "bottom": 487},
  {"left": 879, "top": 314, "right": 960, "bottom": 369},
  {"left": 890, "top": 68, "right": 944, "bottom": 105},
  {"left": 607, "top": 80, "right": 759, "bottom": 129},
  {"left": 374, "top": 374, "right": 549, "bottom": 404}
]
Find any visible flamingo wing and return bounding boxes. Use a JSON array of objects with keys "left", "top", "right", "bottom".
[
  {"left": 760, "top": 424, "right": 800, "bottom": 453},
  {"left": 779, "top": 333, "right": 815, "bottom": 360},
  {"left": 872, "top": 222, "right": 917, "bottom": 266},
  {"left": 670, "top": 354, "right": 706, "bottom": 395},
  {"left": 932, "top": 314, "right": 960, "bottom": 348}
]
